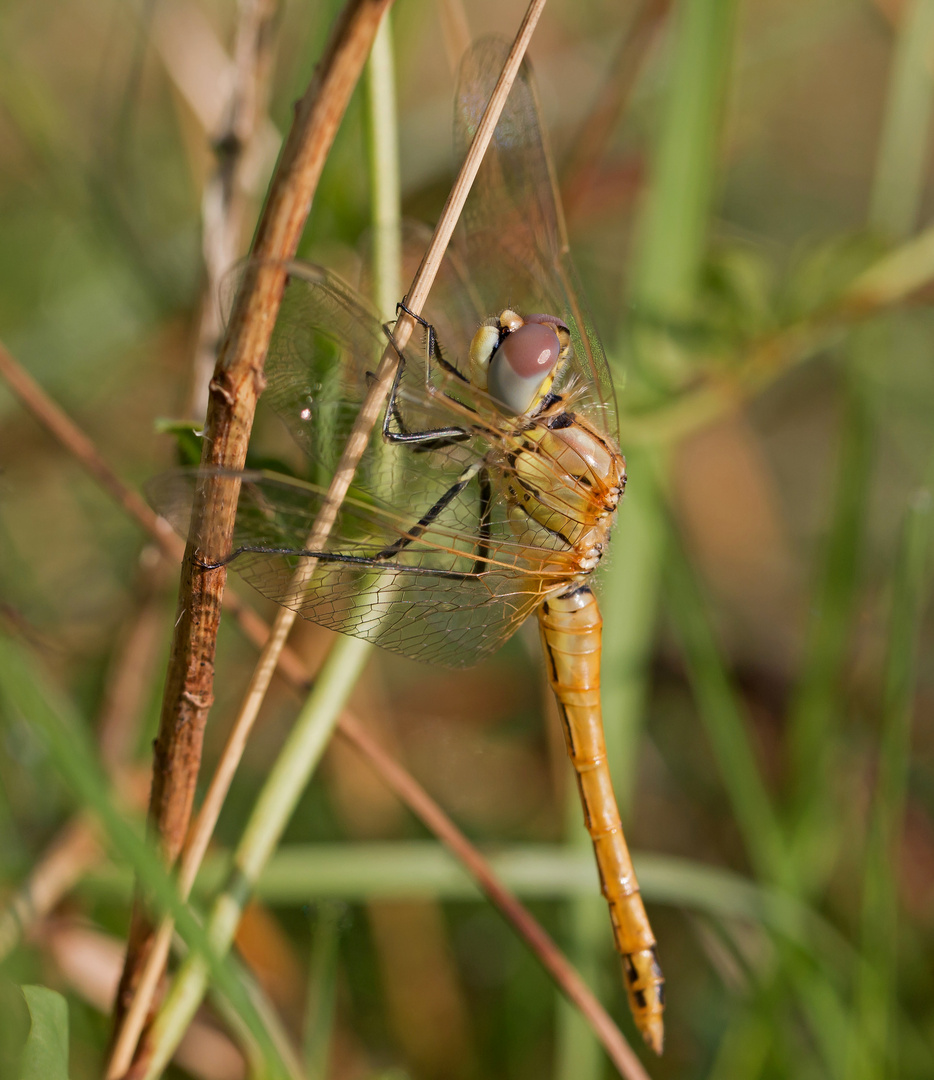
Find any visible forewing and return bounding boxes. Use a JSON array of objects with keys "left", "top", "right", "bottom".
[
  {"left": 147, "top": 467, "right": 570, "bottom": 667},
  {"left": 454, "top": 37, "right": 618, "bottom": 436}
]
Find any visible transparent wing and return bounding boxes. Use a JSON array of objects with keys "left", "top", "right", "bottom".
[
  {"left": 147, "top": 467, "right": 573, "bottom": 668},
  {"left": 453, "top": 37, "right": 619, "bottom": 437}
]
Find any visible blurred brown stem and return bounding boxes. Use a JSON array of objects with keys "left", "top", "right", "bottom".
[
  {"left": 187, "top": 0, "right": 280, "bottom": 421},
  {"left": 562, "top": 0, "right": 671, "bottom": 219}
]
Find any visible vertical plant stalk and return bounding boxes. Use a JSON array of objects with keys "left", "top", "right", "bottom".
[
  {"left": 632, "top": 0, "right": 738, "bottom": 318},
  {"left": 301, "top": 901, "right": 342, "bottom": 1078},
  {"left": 845, "top": 5, "right": 934, "bottom": 1074},
  {"left": 108, "top": 10, "right": 399, "bottom": 1074},
  {"left": 365, "top": 11, "right": 402, "bottom": 320},
  {"left": 112, "top": 0, "right": 394, "bottom": 1046},
  {"left": 626, "top": 0, "right": 742, "bottom": 848}
]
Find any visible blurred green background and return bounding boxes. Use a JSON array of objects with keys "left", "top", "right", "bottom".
[{"left": 1, "top": 0, "right": 933, "bottom": 1078}]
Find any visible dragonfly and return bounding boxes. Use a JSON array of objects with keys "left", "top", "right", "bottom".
[{"left": 149, "top": 38, "right": 665, "bottom": 1054}]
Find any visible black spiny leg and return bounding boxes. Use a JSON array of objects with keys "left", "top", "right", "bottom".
[
  {"left": 473, "top": 466, "right": 493, "bottom": 573},
  {"left": 200, "top": 464, "right": 494, "bottom": 576},
  {"left": 374, "top": 462, "right": 482, "bottom": 559},
  {"left": 396, "top": 298, "right": 469, "bottom": 383},
  {"left": 382, "top": 302, "right": 473, "bottom": 448},
  {"left": 380, "top": 354, "right": 469, "bottom": 447}
]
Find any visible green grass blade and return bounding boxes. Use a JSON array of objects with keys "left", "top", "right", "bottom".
[
  {"left": 868, "top": 0, "right": 934, "bottom": 238},
  {"left": 848, "top": 487, "right": 933, "bottom": 1080},
  {"left": 633, "top": 0, "right": 740, "bottom": 316},
  {"left": 664, "top": 529, "right": 788, "bottom": 885},
  {"left": 365, "top": 9, "right": 401, "bottom": 321},
  {"left": 784, "top": 357, "right": 873, "bottom": 882},
  {"left": 303, "top": 903, "right": 343, "bottom": 1080}
]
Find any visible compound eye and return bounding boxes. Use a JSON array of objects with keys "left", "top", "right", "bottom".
[
  {"left": 524, "top": 313, "right": 571, "bottom": 352},
  {"left": 488, "top": 322, "right": 560, "bottom": 414}
]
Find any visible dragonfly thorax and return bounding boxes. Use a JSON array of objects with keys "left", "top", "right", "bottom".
[
  {"left": 502, "top": 395, "right": 626, "bottom": 577},
  {"left": 469, "top": 309, "right": 570, "bottom": 416}
]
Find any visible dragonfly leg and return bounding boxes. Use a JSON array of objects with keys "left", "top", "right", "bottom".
[
  {"left": 395, "top": 299, "right": 468, "bottom": 383},
  {"left": 374, "top": 461, "right": 483, "bottom": 559},
  {"left": 472, "top": 466, "right": 492, "bottom": 572},
  {"left": 381, "top": 354, "right": 471, "bottom": 448},
  {"left": 192, "top": 551, "right": 237, "bottom": 571},
  {"left": 197, "top": 463, "right": 489, "bottom": 575}
]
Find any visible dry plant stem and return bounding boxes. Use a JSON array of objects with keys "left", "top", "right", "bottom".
[
  {"left": 336, "top": 714, "right": 652, "bottom": 1080},
  {"left": 114, "top": 1, "right": 547, "bottom": 1067},
  {"left": 0, "top": 336, "right": 642, "bottom": 1076},
  {"left": 562, "top": 0, "right": 671, "bottom": 216},
  {"left": 0, "top": 343, "right": 174, "bottom": 550},
  {"left": 113, "top": 0, "right": 393, "bottom": 1042},
  {"left": 188, "top": 0, "right": 280, "bottom": 420}
]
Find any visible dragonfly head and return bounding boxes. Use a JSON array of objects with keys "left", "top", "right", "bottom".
[{"left": 469, "top": 310, "right": 571, "bottom": 416}]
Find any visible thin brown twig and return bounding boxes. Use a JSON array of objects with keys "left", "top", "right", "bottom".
[
  {"left": 113, "top": 0, "right": 394, "bottom": 1050},
  {"left": 110, "top": 14, "right": 283, "bottom": 1053},
  {"left": 0, "top": 344, "right": 175, "bottom": 551}
]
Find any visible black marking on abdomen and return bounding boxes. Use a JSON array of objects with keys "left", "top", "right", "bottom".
[{"left": 558, "top": 584, "right": 593, "bottom": 600}]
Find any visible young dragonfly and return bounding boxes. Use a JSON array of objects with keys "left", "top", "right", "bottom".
[{"left": 150, "top": 39, "right": 665, "bottom": 1053}]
